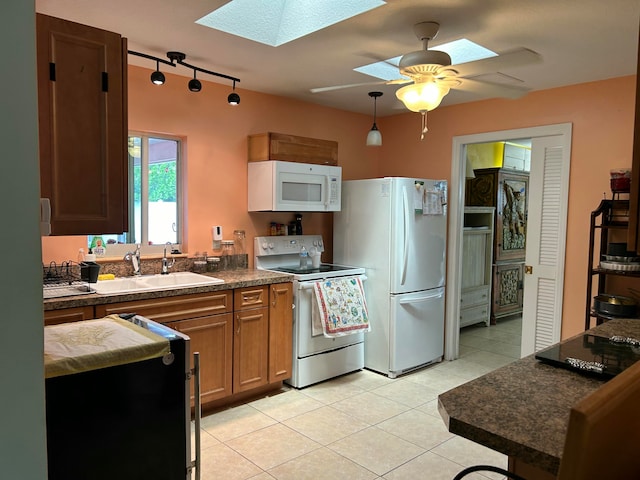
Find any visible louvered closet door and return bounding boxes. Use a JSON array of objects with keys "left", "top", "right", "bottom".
[{"left": 521, "top": 135, "right": 571, "bottom": 355}]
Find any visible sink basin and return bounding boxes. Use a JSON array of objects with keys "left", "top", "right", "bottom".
[{"left": 92, "top": 272, "right": 224, "bottom": 295}]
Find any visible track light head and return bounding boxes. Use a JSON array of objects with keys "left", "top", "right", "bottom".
[
  {"left": 150, "top": 70, "right": 165, "bottom": 85},
  {"left": 188, "top": 71, "right": 201, "bottom": 92},
  {"left": 228, "top": 92, "right": 240, "bottom": 105},
  {"left": 150, "top": 60, "right": 165, "bottom": 85}
]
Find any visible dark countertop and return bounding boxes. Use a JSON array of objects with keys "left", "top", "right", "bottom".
[
  {"left": 437, "top": 319, "right": 640, "bottom": 475},
  {"left": 44, "top": 269, "right": 293, "bottom": 311}
]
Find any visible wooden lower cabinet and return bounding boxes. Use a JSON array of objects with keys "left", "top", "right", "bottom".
[
  {"left": 167, "top": 313, "right": 233, "bottom": 404},
  {"left": 269, "top": 283, "right": 293, "bottom": 382},
  {"left": 96, "top": 291, "right": 234, "bottom": 406},
  {"left": 233, "top": 286, "right": 269, "bottom": 393},
  {"left": 44, "top": 306, "right": 95, "bottom": 326},
  {"left": 233, "top": 306, "right": 269, "bottom": 393},
  {"left": 64, "top": 282, "right": 293, "bottom": 406}
]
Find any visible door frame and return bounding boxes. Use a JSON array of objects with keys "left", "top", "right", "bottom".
[{"left": 444, "top": 123, "right": 572, "bottom": 360}]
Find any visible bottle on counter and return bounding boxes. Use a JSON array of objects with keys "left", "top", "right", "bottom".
[{"left": 299, "top": 246, "right": 309, "bottom": 269}]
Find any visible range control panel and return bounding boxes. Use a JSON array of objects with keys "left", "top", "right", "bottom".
[{"left": 254, "top": 235, "right": 325, "bottom": 256}]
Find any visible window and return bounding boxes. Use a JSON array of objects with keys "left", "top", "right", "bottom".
[{"left": 89, "top": 133, "right": 182, "bottom": 252}]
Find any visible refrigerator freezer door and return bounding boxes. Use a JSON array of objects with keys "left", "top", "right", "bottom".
[
  {"left": 389, "top": 287, "right": 445, "bottom": 375},
  {"left": 389, "top": 178, "right": 447, "bottom": 294}
]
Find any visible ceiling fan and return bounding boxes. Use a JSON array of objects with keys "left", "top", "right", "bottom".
[{"left": 311, "top": 21, "right": 542, "bottom": 114}]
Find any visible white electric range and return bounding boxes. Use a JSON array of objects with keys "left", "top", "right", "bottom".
[{"left": 255, "top": 235, "right": 366, "bottom": 388}]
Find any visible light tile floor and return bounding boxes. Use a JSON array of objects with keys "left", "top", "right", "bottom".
[{"left": 193, "top": 316, "right": 522, "bottom": 480}]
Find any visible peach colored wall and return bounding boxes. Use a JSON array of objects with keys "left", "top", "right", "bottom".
[
  {"left": 42, "top": 65, "right": 637, "bottom": 340},
  {"left": 378, "top": 75, "right": 637, "bottom": 338}
]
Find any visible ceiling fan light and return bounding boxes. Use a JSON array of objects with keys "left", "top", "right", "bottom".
[
  {"left": 396, "top": 81, "right": 450, "bottom": 112},
  {"left": 366, "top": 124, "right": 382, "bottom": 146}
]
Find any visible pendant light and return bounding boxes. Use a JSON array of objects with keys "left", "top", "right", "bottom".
[{"left": 366, "top": 91, "right": 383, "bottom": 147}]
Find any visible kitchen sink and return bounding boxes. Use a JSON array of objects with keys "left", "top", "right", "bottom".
[{"left": 92, "top": 272, "right": 224, "bottom": 295}]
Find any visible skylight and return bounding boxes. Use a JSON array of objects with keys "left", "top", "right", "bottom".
[
  {"left": 354, "top": 39, "right": 497, "bottom": 81},
  {"left": 196, "top": 0, "right": 386, "bottom": 47}
]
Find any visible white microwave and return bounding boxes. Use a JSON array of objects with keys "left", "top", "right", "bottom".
[{"left": 248, "top": 161, "right": 341, "bottom": 212}]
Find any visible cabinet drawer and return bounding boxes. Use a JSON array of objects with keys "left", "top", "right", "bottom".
[
  {"left": 44, "top": 306, "right": 95, "bottom": 326},
  {"left": 460, "top": 304, "right": 490, "bottom": 327},
  {"left": 461, "top": 287, "right": 490, "bottom": 307},
  {"left": 234, "top": 286, "right": 268, "bottom": 310},
  {"left": 95, "top": 290, "right": 233, "bottom": 323}
]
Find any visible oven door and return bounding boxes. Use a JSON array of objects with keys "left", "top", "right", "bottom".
[{"left": 295, "top": 277, "right": 365, "bottom": 357}]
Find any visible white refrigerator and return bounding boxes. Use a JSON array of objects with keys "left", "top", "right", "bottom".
[{"left": 334, "top": 177, "right": 447, "bottom": 378}]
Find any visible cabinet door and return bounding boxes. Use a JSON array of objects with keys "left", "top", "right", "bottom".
[
  {"left": 36, "top": 14, "right": 127, "bottom": 235},
  {"left": 168, "top": 313, "right": 233, "bottom": 405},
  {"left": 269, "top": 283, "right": 293, "bottom": 382},
  {"left": 233, "top": 307, "right": 269, "bottom": 393},
  {"left": 248, "top": 132, "right": 338, "bottom": 165},
  {"left": 492, "top": 263, "right": 524, "bottom": 321},
  {"left": 496, "top": 172, "right": 528, "bottom": 261}
]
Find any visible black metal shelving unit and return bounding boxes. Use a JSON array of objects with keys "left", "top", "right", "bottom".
[{"left": 585, "top": 198, "right": 640, "bottom": 330}]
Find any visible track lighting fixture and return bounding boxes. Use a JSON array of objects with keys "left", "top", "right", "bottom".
[
  {"left": 188, "top": 71, "right": 202, "bottom": 92},
  {"left": 228, "top": 80, "right": 240, "bottom": 105},
  {"left": 150, "top": 60, "right": 165, "bottom": 85},
  {"left": 366, "top": 91, "right": 383, "bottom": 147},
  {"left": 128, "top": 49, "right": 241, "bottom": 102}
]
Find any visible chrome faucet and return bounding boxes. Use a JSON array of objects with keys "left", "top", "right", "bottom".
[
  {"left": 124, "top": 243, "right": 142, "bottom": 276},
  {"left": 161, "top": 242, "right": 175, "bottom": 275}
]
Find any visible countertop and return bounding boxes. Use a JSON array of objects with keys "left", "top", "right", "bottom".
[
  {"left": 44, "top": 269, "right": 293, "bottom": 311},
  {"left": 437, "top": 319, "right": 640, "bottom": 475}
]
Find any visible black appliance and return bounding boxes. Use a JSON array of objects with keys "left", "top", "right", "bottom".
[{"left": 45, "top": 315, "right": 198, "bottom": 480}]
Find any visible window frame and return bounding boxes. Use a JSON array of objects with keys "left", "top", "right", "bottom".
[{"left": 88, "top": 132, "right": 184, "bottom": 257}]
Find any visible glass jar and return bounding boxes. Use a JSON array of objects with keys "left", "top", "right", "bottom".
[
  {"left": 221, "top": 240, "right": 236, "bottom": 270},
  {"left": 233, "top": 230, "right": 246, "bottom": 255},
  {"left": 206, "top": 256, "right": 220, "bottom": 272},
  {"left": 193, "top": 251, "right": 207, "bottom": 273}
]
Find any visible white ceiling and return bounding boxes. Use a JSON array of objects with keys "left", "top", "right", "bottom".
[{"left": 35, "top": 0, "right": 639, "bottom": 117}]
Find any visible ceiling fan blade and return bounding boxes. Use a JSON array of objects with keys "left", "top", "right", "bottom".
[
  {"left": 310, "top": 81, "right": 388, "bottom": 93},
  {"left": 454, "top": 48, "right": 542, "bottom": 78},
  {"left": 455, "top": 77, "right": 531, "bottom": 99},
  {"left": 310, "top": 78, "right": 410, "bottom": 94}
]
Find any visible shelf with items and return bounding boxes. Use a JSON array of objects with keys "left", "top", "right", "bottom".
[
  {"left": 585, "top": 199, "right": 640, "bottom": 330},
  {"left": 460, "top": 207, "right": 495, "bottom": 328}
]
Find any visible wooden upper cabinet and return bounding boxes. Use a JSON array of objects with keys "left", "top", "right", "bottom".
[
  {"left": 248, "top": 132, "right": 338, "bottom": 165},
  {"left": 36, "top": 14, "right": 128, "bottom": 235},
  {"left": 627, "top": 27, "right": 640, "bottom": 253}
]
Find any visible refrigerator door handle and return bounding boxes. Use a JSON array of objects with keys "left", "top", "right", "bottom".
[
  {"left": 398, "top": 289, "right": 445, "bottom": 305},
  {"left": 401, "top": 186, "right": 410, "bottom": 285}
]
